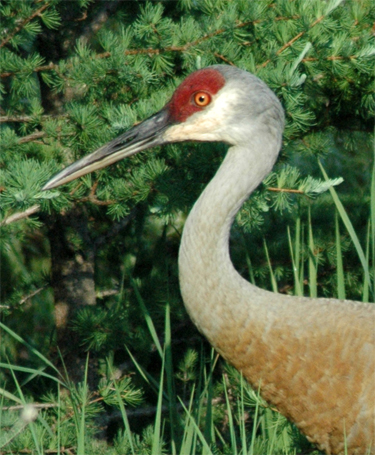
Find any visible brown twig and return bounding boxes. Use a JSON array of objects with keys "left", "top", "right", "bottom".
[
  {"left": 303, "top": 55, "right": 356, "bottom": 63},
  {"left": 1, "top": 116, "right": 35, "bottom": 123},
  {"left": 69, "top": 181, "right": 83, "bottom": 197},
  {"left": 1, "top": 180, "right": 117, "bottom": 227},
  {"left": 259, "top": 14, "right": 326, "bottom": 68},
  {"left": 77, "top": 180, "right": 115, "bottom": 206},
  {"left": 78, "top": 195, "right": 115, "bottom": 206},
  {"left": 0, "top": 2, "right": 51, "bottom": 49},
  {"left": 0, "top": 286, "right": 47, "bottom": 310},
  {"left": 18, "top": 130, "right": 47, "bottom": 144},
  {"left": 267, "top": 187, "right": 304, "bottom": 194},
  {"left": 96, "top": 289, "right": 119, "bottom": 298},
  {"left": 19, "top": 285, "right": 48, "bottom": 306},
  {"left": 74, "top": 10, "right": 88, "bottom": 22},
  {"left": 1, "top": 204, "right": 40, "bottom": 226},
  {"left": 214, "top": 53, "right": 235, "bottom": 66},
  {"left": 0, "top": 114, "right": 67, "bottom": 123},
  {"left": 1, "top": 61, "right": 58, "bottom": 79}
]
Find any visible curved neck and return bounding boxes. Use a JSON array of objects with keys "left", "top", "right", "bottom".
[{"left": 178, "top": 138, "right": 278, "bottom": 351}]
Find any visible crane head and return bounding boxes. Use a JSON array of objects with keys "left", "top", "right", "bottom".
[{"left": 43, "top": 65, "right": 283, "bottom": 190}]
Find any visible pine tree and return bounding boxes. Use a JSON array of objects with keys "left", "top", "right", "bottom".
[{"left": 0, "top": 0, "right": 374, "bottom": 452}]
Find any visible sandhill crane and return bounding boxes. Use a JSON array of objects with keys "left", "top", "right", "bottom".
[{"left": 43, "top": 65, "right": 375, "bottom": 455}]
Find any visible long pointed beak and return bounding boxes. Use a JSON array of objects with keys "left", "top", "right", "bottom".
[{"left": 42, "top": 108, "right": 172, "bottom": 190}]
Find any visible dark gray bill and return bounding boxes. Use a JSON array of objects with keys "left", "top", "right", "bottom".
[{"left": 43, "top": 108, "right": 172, "bottom": 190}]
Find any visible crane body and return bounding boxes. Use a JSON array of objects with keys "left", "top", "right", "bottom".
[{"left": 43, "top": 65, "right": 375, "bottom": 455}]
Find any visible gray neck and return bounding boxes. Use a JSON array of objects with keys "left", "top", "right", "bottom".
[{"left": 178, "top": 137, "right": 279, "bottom": 353}]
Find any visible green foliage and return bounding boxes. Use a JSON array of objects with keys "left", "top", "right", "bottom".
[
  {"left": 0, "top": 0, "right": 374, "bottom": 453},
  {"left": 1, "top": 159, "right": 61, "bottom": 212}
]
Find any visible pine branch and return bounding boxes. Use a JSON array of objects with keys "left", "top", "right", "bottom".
[
  {"left": 304, "top": 55, "right": 357, "bottom": 62},
  {"left": 19, "top": 285, "right": 48, "bottom": 306},
  {"left": 214, "top": 53, "right": 236, "bottom": 66},
  {"left": 18, "top": 130, "right": 47, "bottom": 144},
  {"left": 1, "top": 23, "right": 253, "bottom": 79},
  {"left": 1, "top": 7, "right": 368, "bottom": 82},
  {"left": 1, "top": 204, "right": 40, "bottom": 226},
  {"left": 267, "top": 187, "right": 304, "bottom": 194},
  {"left": 2, "top": 51, "right": 360, "bottom": 80},
  {"left": 0, "top": 61, "right": 58, "bottom": 79},
  {"left": 75, "top": 181, "right": 115, "bottom": 206},
  {"left": 260, "top": 14, "right": 326, "bottom": 68},
  {"left": 96, "top": 20, "right": 255, "bottom": 59},
  {"left": 0, "top": 60, "right": 70, "bottom": 80},
  {"left": 1, "top": 17, "right": 266, "bottom": 80},
  {"left": 77, "top": 195, "right": 114, "bottom": 206},
  {"left": 96, "top": 289, "right": 119, "bottom": 298},
  {"left": 0, "top": 116, "right": 42, "bottom": 123},
  {"left": 2, "top": 126, "right": 71, "bottom": 147},
  {"left": 0, "top": 2, "right": 51, "bottom": 49}
]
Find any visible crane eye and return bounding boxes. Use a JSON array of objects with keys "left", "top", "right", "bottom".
[{"left": 193, "top": 92, "right": 211, "bottom": 107}]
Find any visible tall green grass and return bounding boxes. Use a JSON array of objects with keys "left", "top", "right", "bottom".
[{"left": 0, "top": 300, "right": 309, "bottom": 455}]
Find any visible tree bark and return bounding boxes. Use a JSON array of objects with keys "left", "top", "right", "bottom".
[{"left": 47, "top": 206, "right": 96, "bottom": 382}]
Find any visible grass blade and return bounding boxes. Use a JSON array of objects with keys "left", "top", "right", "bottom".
[
  {"left": 0, "top": 322, "right": 62, "bottom": 379},
  {"left": 131, "top": 279, "right": 163, "bottom": 357},
  {"left": 179, "top": 398, "right": 213, "bottom": 455},
  {"left": 335, "top": 212, "right": 346, "bottom": 300},
  {"left": 107, "top": 360, "right": 135, "bottom": 455},
  {"left": 287, "top": 225, "right": 303, "bottom": 296},
  {"left": 223, "top": 376, "right": 237, "bottom": 455},
  {"left": 264, "top": 239, "right": 278, "bottom": 292},
  {"left": 308, "top": 207, "right": 318, "bottom": 298},
  {"left": 370, "top": 153, "right": 375, "bottom": 299},
  {"left": 318, "top": 160, "right": 372, "bottom": 298},
  {"left": 0, "top": 363, "right": 64, "bottom": 385},
  {"left": 152, "top": 347, "right": 165, "bottom": 455},
  {"left": 164, "top": 303, "right": 179, "bottom": 452}
]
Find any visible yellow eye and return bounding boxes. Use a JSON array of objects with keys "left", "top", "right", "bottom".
[{"left": 193, "top": 92, "right": 211, "bottom": 107}]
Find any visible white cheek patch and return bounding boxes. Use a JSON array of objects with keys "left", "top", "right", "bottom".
[
  {"left": 164, "top": 117, "right": 221, "bottom": 142},
  {"left": 164, "top": 88, "right": 241, "bottom": 143}
]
